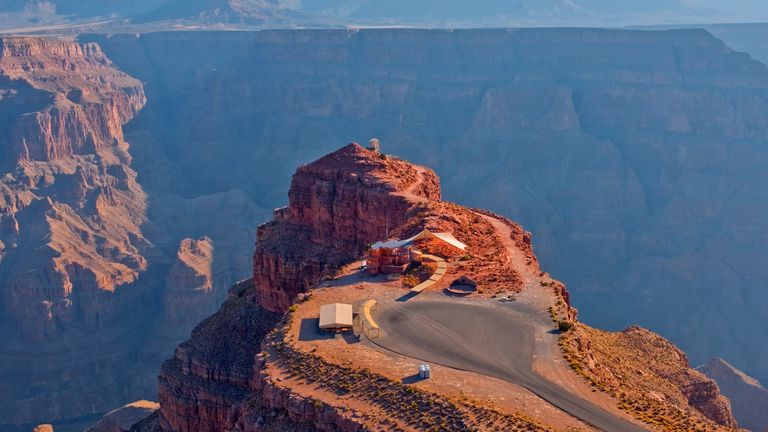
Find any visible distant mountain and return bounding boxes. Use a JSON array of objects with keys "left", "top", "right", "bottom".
[
  {"left": 300, "top": 0, "right": 718, "bottom": 26},
  {"left": 0, "top": 0, "right": 170, "bottom": 19},
  {"left": 0, "top": 0, "right": 762, "bottom": 32},
  {"left": 130, "top": 0, "right": 302, "bottom": 25}
]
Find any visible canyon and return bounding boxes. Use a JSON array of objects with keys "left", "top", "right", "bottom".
[
  {"left": 0, "top": 37, "right": 264, "bottom": 430},
  {"left": 89, "top": 28, "right": 768, "bottom": 386},
  {"left": 1, "top": 26, "right": 768, "bottom": 430},
  {"left": 158, "top": 143, "right": 736, "bottom": 432}
]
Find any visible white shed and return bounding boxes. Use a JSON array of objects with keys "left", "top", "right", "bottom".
[{"left": 319, "top": 303, "right": 354, "bottom": 330}]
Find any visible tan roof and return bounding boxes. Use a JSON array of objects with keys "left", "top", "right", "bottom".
[
  {"left": 319, "top": 303, "right": 354, "bottom": 329},
  {"left": 371, "top": 229, "right": 468, "bottom": 251}
]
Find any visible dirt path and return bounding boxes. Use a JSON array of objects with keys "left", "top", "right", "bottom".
[{"left": 397, "top": 165, "right": 431, "bottom": 203}]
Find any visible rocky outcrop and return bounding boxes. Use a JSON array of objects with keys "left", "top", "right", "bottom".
[
  {"left": 253, "top": 143, "right": 440, "bottom": 312},
  {"left": 86, "top": 400, "right": 160, "bottom": 432},
  {"left": 159, "top": 144, "right": 738, "bottom": 432},
  {"left": 163, "top": 237, "right": 216, "bottom": 329},
  {"left": 158, "top": 279, "right": 281, "bottom": 432},
  {"left": 562, "top": 324, "right": 737, "bottom": 429},
  {"left": 254, "top": 370, "right": 364, "bottom": 432},
  {"left": 698, "top": 358, "right": 768, "bottom": 432},
  {"left": 618, "top": 327, "right": 736, "bottom": 428}
]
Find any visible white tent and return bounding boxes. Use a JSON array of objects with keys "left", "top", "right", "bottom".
[
  {"left": 319, "top": 303, "right": 353, "bottom": 330},
  {"left": 371, "top": 229, "right": 467, "bottom": 251}
]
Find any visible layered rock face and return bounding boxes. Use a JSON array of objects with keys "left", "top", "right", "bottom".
[
  {"left": 0, "top": 37, "right": 148, "bottom": 339},
  {"left": 158, "top": 279, "right": 281, "bottom": 432},
  {"left": 698, "top": 358, "right": 768, "bottom": 432},
  {"left": 163, "top": 237, "right": 216, "bottom": 330},
  {"left": 254, "top": 143, "right": 439, "bottom": 312},
  {"left": 86, "top": 400, "right": 159, "bottom": 432},
  {"left": 0, "top": 38, "right": 254, "bottom": 429},
  {"left": 159, "top": 145, "right": 737, "bottom": 432},
  {"left": 91, "top": 28, "right": 768, "bottom": 385},
  {"left": 0, "top": 37, "right": 157, "bottom": 427}
]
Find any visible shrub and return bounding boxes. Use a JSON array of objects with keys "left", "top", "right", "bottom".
[
  {"left": 557, "top": 320, "right": 574, "bottom": 333},
  {"left": 288, "top": 304, "right": 298, "bottom": 313}
]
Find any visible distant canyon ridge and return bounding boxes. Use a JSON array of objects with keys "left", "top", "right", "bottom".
[{"left": 2, "top": 26, "right": 768, "bottom": 429}]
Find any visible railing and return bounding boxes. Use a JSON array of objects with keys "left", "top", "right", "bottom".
[
  {"left": 409, "top": 254, "right": 447, "bottom": 293},
  {"left": 359, "top": 299, "right": 380, "bottom": 339}
]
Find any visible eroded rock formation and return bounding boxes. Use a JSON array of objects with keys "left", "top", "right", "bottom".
[
  {"left": 0, "top": 37, "right": 249, "bottom": 429},
  {"left": 159, "top": 144, "right": 735, "bottom": 432},
  {"left": 253, "top": 143, "right": 440, "bottom": 312},
  {"left": 86, "top": 400, "right": 159, "bottom": 432},
  {"left": 698, "top": 358, "right": 768, "bottom": 432},
  {"left": 0, "top": 37, "right": 148, "bottom": 339},
  {"left": 163, "top": 237, "right": 216, "bottom": 329},
  {"left": 0, "top": 37, "right": 157, "bottom": 426}
]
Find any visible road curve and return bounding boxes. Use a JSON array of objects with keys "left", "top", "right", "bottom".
[{"left": 371, "top": 299, "right": 647, "bottom": 432}]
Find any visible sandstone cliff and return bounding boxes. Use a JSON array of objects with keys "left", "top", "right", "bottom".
[
  {"left": 698, "top": 358, "right": 768, "bottom": 432},
  {"left": 253, "top": 143, "right": 440, "bottom": 312},
  {"left": 0, "top": 37, "right": 148, "bottom": 339},
  {"left": 0, "top": 37, "right": 255, "bottom": 429},
  {"left": 159, "top": 145, "right": 735, "bottom": 432},
  {"left": 0, "top": 37, "right": 157, "bottom": 426},
  {"left": 163, "top": 237, "right": 216, "bottom": 329}
]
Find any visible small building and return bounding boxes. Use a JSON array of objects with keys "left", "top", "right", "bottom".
[
  {"left": 365, "top": 229, "right": 468, "bottom": 275},
  {"left": 319, "top": 303, "right": 354, "bottom": 330}
]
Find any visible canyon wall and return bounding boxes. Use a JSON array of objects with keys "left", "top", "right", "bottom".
[
  {"left": 0, "top": 37, "right": 260, "bottom": 430},
  {"left": 0, "top": 37, "right": 156, "bottom": 428},
  {"left": 90, "top": 28, "right": 768, "bottom": 388}
]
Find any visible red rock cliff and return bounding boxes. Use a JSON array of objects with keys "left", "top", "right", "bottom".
[
  {"left": 253, "top": 143, "right": 440, "bottom": 312},
  {"left": 0, "top": 37, "right": 152, "bottom": 425}
]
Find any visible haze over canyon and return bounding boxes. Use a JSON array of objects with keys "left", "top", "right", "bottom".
[{"left": 1, "top": 8, "right": 768, "bottom": 432}]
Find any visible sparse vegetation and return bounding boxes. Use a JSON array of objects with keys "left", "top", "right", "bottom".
[
  {"left": 558, "top": 325, "right": 734, "bottom": 432},
  {"left": 401, "top": 262, "right": 434, "bottom": 288},
  {"left": 266, "top": 322, "right": 552, "bottom": 431}
]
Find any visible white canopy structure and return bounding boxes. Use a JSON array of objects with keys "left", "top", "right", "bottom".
[
  {"left": 370, "top": 229, "right": 467, "bottom": 251},
  {"left": 319, "top": 303, "right": 354, "bottom": 330}
]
